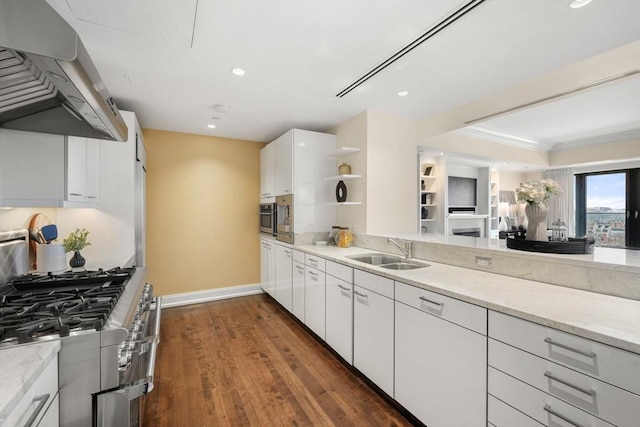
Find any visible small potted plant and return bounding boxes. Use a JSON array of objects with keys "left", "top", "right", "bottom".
[{"left": 62, "top": 228, "right": 91, "bottom": 268}]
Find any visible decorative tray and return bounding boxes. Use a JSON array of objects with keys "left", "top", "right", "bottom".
[{"left": 506, "top": 236, "right": 595, "bottom": 254}]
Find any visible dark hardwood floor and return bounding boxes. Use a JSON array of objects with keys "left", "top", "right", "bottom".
[{"left": 143, "top": 294, "right": 414, "bottom": 426}]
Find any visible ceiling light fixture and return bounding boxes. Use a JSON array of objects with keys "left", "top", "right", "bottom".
[
  {"left": 397, "top": 90, "right": 409, "bottom": 97},
  {"left": 213, "top": 104, "right": 230, "bottom": 114},
  {"left": 231, "top": 68, "right": 246, "bottom": 76},
  {"left": 208, "top": 124, "right": 216, "bottom": 129},
  {"left": 569, "top": 0, "right": 592, "bottom": 8}
]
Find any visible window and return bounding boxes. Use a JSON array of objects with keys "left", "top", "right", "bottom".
[{"left": 575, "top": 168, "right": 640, "bottom": 248}]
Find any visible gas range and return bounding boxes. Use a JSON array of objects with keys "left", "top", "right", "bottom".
[
  {"left": 0, "top": 267, "right": 135, "bottom": 345},
  {"left": 0, "top": 230, "right": 161, "bottom": 427}
]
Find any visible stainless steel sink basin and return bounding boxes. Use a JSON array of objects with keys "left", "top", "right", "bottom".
[
  {"left": 347, "top": 253, "right": 429, "bottom": 270},
  {"left": 347, "top": 253, "right": 402, "bottom": 265},
  {"left": 379, "top": 262, "right": 429, "bottom": 270}
]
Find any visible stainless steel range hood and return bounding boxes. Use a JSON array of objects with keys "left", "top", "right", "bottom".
[{"left": 0, "top": 0, "right": 128, "bottom": 141}]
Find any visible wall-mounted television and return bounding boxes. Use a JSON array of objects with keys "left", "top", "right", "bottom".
[{"left": 448, "top": 176, "right": 477, "bottom": 207}]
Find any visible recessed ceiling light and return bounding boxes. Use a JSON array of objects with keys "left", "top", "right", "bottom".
[
  {"left": 569, "top": 0, "right": 592, "bottom": 8},
  {"left": 439, "top": 152, "right": 444, "bottom": 156},
  {"left": 397, "top": 90, "right": 409, "bottom": 97},
  {"left": 213, "top": 104, "right": 230, "bottom": 113},
  {"left": 207, "top": 124, "right": 216, "bottom": 129},
  {"left": 231, "top": 67, "right": 246, "bottom": 76}
]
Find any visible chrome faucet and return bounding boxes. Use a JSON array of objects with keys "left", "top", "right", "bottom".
[{"left": 387, "top": 237, "right": 412, "bottom": 259}]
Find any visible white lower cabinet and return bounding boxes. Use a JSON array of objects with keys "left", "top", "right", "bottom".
[
  {"left": 394, "top": 281, "right": 487, "bottom": 427},
  {"left": 488, "top": 311, "right": 640, "bottom": 427},
  {"left": 274, "top": 243, "right": 293, "bottom": 312},
  {"left": 304, "top": 265, "right": 326, "bottom": 340},
  {"left": 353, "top": 271, "right": 394, "bottom": 397},
  {"left": 292, "top": 254, "right": 305, "bottom": 321},
  {"left": 325, "top": 261, "right": 353, "bottom": 364},
  {"left": 259, "top": 238, "right": 276, "bottom": 297},
  {"left": 488, "top": 395, "right": 542, "bottom": 427}
]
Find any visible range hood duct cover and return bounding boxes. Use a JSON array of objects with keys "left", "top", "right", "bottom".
[{"left": 0, "top": 0, "right": 128, "bottom": 141}]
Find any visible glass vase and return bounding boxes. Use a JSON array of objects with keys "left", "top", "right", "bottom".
[{"left": 525, "top": 203, "right": 549, "bottom": 241}]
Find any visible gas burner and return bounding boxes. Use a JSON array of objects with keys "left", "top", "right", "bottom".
[{"left": 0, "top": 267, "right": 133, "bottom": 343}]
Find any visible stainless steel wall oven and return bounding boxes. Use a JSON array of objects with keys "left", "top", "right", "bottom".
[{"left": 259, "top": 202, "right": 276, "bottom": 235}]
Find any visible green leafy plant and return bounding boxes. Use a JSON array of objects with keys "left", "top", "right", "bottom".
[{"left": 62, "top": 228, "right": 91, "bottom": 253}]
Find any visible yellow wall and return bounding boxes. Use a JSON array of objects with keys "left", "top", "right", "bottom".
[{"left": 143, "top": 128, "right": 264, "bottom": 296}]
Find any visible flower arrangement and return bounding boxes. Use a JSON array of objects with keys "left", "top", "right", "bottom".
[
  {"left": 516, "top": 179, "right": 562, "bottom": 205},
  {"left": 62, "top": 228, "right": 91, "bottom": 253}
]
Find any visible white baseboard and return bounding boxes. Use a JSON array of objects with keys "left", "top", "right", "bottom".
[{"left": 161, "top": 283, "right": 264, "bottom": 308}]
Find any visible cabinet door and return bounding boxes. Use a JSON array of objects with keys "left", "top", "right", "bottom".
[
  {"left": 395, "top": 301, "right": 487, "bottom": 427},
  {"left": 66, "top": 136, "right": 87, "bottom": 202},
  {"left": 267, "top": 242, "right": 276, "bottom": 297},
  {"left": 85, "top": 140, "right": 100, "bottom": 202},
  {"left": 0, "top": 129, "right": 65, "bottom": 206},
  {"left": 353, "top": 285, "right": 394, "bottom": 397},
  {"left": 260, "top": 143, "right": 275, "bottom": 199},
  {"left": 260, "top": 240, "right": 269, "bottom": 292},
  {"left": 274, "top": 131, "right": 293, "bottom": 196},
  {"left": 292, "top": 261, "right": 305, "bottom": 321},
  {"left": 304, "top": 266, "right": 325, "bottom": 339},
  {"left": 37, "top": 393, "right": 59, "bottom": 427},
  {"left": 325, "top": 275, "right": 353, "bottom": 364},
  {"left": 274, "top": 244, "right": 293, "bottom": 312}
]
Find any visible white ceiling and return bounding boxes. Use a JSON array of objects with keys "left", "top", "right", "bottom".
[{"left": 46, "top": 0, "right": 640, "bottom": 150}]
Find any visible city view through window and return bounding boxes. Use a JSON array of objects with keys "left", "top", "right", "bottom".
[{"left": 586, "top": 173, "right": 626, "bottom": 248}]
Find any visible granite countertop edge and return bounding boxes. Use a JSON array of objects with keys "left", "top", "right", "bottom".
[{"left": 295, "top": 244, "right": 640, "bottom": 355}]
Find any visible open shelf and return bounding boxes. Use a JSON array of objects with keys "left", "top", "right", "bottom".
[
  {"left": 328, "top": 147, "right": 360, "bottom": 157},
  {"left": 325, "top": 174, "right": 362, "bottom": 181}
]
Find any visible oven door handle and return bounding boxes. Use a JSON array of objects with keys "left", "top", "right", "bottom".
[{"left": 144, "top": 295, "right": 162, "bottom": 391}]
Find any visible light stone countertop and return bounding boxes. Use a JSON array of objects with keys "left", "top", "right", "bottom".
[
  {"left": 296, "top": 244, "right": 640, "bottom": 354},
  {"left": 0, "top": 340, "right": 61, "bottom": 422}
]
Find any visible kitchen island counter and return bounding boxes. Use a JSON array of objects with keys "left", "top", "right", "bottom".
[{"left": 295, "top": 244, "right": 640, "bottom": 354}]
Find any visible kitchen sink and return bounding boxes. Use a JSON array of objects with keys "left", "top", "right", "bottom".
[
  {"left": 346, "top": 253, "right": 402, "bottom": 265},
  {"left": 379, "top": 262, "right": 429, "bottom": 270},
  {"left": 346, "top": 253, "right": 429, "bottom": 270}
]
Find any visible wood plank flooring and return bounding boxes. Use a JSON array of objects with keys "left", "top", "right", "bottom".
[{"left": 143, "top": 294, "right": 414, "bottom": 426}]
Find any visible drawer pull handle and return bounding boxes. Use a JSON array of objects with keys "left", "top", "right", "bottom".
[
  {"left": 544, "top": 371, "right": 596, "bottom": 397},
  {"left": 295, "top": 265, "right": 304, "bottom": 272},
  {"left": 543, "top": 405, "right": 585, "bottom": 427},
  {"left": 24, "top": 393, "right": 50, "bottom": 427},
  {"left": 337, "top": 284, "right": 350, "bottom": 292},
  {"left": 419, "top": 296, "right": 443, "bottom": 307},
  {"left": 354, "top": 290, "right": 367, "bottom": 298},
  {"left": 544, "top": 337, "right": 596, "bottom": 358}
]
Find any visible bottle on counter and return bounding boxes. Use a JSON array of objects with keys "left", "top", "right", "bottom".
[
  {"left": 328, "top": 226, "right": 341, "bottom": 245},
  {"left": 336, "top": 227, "right": 353, "bottom": 248}
]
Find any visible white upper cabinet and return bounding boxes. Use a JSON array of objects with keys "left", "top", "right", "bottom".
[
  {"left": 274, "top": 131, "right": 293, "bottom": 196},
  {"left": 0, "top": 129, "right": 65, "bottom": 207},
  {"left": 260, "top": 142, "right": 275, "bottom": 199},
  {"left": 65, "top": 136, "right": 99, "bottom": 205}
]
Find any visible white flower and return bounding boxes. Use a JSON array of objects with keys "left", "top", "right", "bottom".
[{"left": 516, "top": 179, "right": 561, "bottom": 205}]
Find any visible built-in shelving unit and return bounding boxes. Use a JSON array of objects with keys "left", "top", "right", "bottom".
[
  {"left": 419, "top": 161, "right": 438, "bottom": 233},
  {"left": 327, "top": 146, "right": 362, "bottom": 205},
  {"left": 490, "top": 170, "right": 499, "bottom": 233}
]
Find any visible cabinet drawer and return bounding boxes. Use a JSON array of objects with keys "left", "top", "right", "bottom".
[
  {"left": 489, "top": 311, "right": 640, "bottom": 395},
  {"left": 395, "top": 281, "right": 486, "bottom": 335},
  {"left": 489, "top": 367, "right": 615, "bottom": 427},
  {"left": 488, "top": 395, "right": 543, "bottom": 427},
  {"left": 305, "top": 254, "right": 325, "bottom": 271},
  {"left": 3, "top": 353, "right": 59, "bottom": 427},
  {"left": 326, "top": 260, "right": 352, "bottom": 283},
  {"left": 353, "top": 269, "right": 393, "bottom": 298},
  {"left": 293, "top": 249, "right": 305, "bottom": 263},
  {"left": 490, "top": 338, "right": 640, "bottom": 427}
]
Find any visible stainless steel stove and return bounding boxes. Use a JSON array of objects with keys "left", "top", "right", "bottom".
[{"left": 0, "top": 229, "right": 161, "bottom": 427}]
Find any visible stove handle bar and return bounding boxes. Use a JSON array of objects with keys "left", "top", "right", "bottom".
[{"left": 144, "top": 295, "right": 162, "bottom": 391}]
